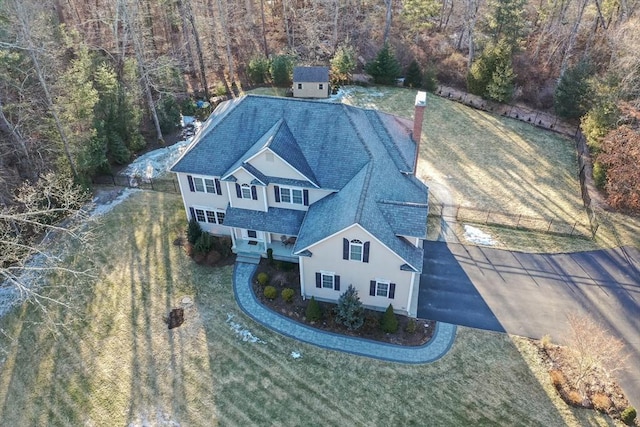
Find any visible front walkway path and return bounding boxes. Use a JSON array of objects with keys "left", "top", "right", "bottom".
[{"left": 233, "top": 262, "right": 457, "bottom": 364}]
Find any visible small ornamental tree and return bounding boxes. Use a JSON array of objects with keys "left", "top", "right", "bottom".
[
  {"left": 187, "top": 217, "right": 202, "bottom": 245},
  {"left": 404, "top": 60, "right": 423, "bottom": 88},
  {"left": 381, "top": 304, "right": 399, "bottom": 333},
  {"left": 366, "top": 44, "right": 402, "bottom": 85},
  {"left": 336, "top": 285, "right": 364, "bottom": 330},
  {"left": 306, "top": 296, "right": 322, "bottom": 322}
]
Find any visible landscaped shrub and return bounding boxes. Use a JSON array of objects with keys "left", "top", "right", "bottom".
[
  {"left": 264, "top": 285, "right": 277, "bottom": 300},
  {"left": 281, "top": 288, "right": 295, "bottom": 303},
  {"left": 422, "top": 66, "right": 438, "bottom": 92},
  {"left": 405, "top": 318, "right": 417, "bottom": 334},
  {"left": 336, "top": 285, "right": 364, "bottom": 330},
  {"left": 593, "top": 161, "right": 607, "bottom": 190},
  {"left": 621, "top": 406, "right": 637, "bottom": 425},
  {"left": 381, "top": 304, "right": 399, "bottom": 333},
  {"left": 187, "top": 217, "right": 202, "bottom": 245},
  {"left": 549, "top": 370, "right": 566, "bottom": 389},
  {"left": 591, "top": 393, "right": 611, "bottom": 412},
  {"left": 306, "top": 296, "right": 322, "bottom": 322},
  {"left": 212, "top": 236, "right": 232, "bottom": 258},
  {"left": 267, "top": 248, "right": 274, "bottom": 266},
  {"left": 365, "top": 313, "right": 380, "bottom": 331},
  {"left": 257, "top": 272, "right": 269, "bottom": 286},
  {"left": 194, "top": 232, "right": 214, "bottom": 254},
  {"left": 567, "top": 390, "right": 584, "bottom": 406}
]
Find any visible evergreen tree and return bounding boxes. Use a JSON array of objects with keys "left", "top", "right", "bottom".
[
  {"left": 486, "top": 58, "right": 516, "bottom": 102},
  {"left": 404, "top": 60, "right": 423, "bottom": 88},
  {"left": 270, "top": 55, "right": 294, "bottom": 87},
  {"left": 467, "top": 40, "right": 514, "bottom": 101},
  {"left": 336, "top": 285, "right": 364, "bottom": 330},
  {"left": 381, "top": 304, "right": 399, "bottom": 333},
  {"left": 330, "top": 44, "right": 356, "bottom": 84},
  {"left": 305, "top": 296, "right": 322, "bottom": 322},
  {"left": 484, "top": 0, "right": 527, "bottom": 50},
  {"left": 366, "top": 44, "right": 402, "bottom": 85},
  {"left": 247, "top": 56, "right": 270, "bottom": 84},
  {"left": 554, "top": 61, "right": 594, "bottom": 119}
]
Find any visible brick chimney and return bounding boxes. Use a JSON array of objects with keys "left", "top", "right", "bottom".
[{"left": 413, "top": 91, "right": 427, "bottom": 175}]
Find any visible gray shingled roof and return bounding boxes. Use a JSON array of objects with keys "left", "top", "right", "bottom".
[
  {"left": 224, "top": 206, "right": 306, "bottom": 236},
  {"left": 171, "top": 94, "right": 428, "bottom": 270},
  {"left": 293, "top": 66, "right": 329, "bottom": 82}
]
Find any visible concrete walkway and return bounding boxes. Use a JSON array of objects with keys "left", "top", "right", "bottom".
[{"left": 233, "top": 262, "right": 457, "bottom": 364}]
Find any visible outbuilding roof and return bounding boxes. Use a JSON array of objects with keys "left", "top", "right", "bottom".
[{"left": 293, "top": 66, "right": 330, "bottom": 82}]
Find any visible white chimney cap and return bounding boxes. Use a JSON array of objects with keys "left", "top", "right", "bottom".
[{"left": 415, "top": 91, "right": 427, "bottom": 107}]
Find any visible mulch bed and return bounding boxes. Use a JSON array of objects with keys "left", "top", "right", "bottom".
[
  {"left": 530, "top": 338, "right": 633, "bottom": 422},
  {"left": 252, "top": 259, "right": 435, "bottom": 346}
]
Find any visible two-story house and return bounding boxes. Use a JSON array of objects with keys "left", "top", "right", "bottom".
[{"left": 170, "top": 93, "right": 429, "bottom": 316}]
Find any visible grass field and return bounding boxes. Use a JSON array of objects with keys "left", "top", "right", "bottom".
[{"left": 0, "top": 191, "right": 617, "bottom": 426}]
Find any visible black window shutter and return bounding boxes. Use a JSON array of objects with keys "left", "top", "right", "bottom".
[
  {"left": 187, "top": 175, "right": 194, "bottom": 192},
  {"left": 343, "top": 238, "right": 349, "bottom": 260},
  {"left": 189, "top": 207, "right": 196, "bottom": 220},
  {"left": 214, "top": 178, "right": 222, "bottom": 195},
  {"left": 363, "top": 241, "right": 370, "bottom": 263},
  {"left": 369, "top": 281, "right": 376, "bottom": 296},
  {"left": 334, "top": 275, "right": 340, "bottom": 291},
  {"left": 235, "top": 183, "right": 241, "bottom": 198},
  {"left": 274, "top": 186, "right": 280, "bottom": 202},
  {"left": 251, "top": 185, "right": 258, "bottom": 200},
  {"left": 389, "top": 283, "right": 396, "bottom": 299},
  {"left": 315, "top": 272, "right": 321, "bottom": 288},
  {"left": 303, "top": 189, "right": 309, "bottom": 206}
]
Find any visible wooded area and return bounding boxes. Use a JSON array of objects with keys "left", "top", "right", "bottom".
[{"left": 0, "top": 0, "right": 638, "bottom": 216}]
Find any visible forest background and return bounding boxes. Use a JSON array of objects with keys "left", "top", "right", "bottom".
[{"left": 0, "top": 0, "right": 638, "bottom": 256}]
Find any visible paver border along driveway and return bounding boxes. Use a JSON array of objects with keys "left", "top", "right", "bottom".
[{"left": 418, "top": 241, "right": 640, "bottom": 408}]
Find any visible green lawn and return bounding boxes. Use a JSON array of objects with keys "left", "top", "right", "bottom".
[{"left": 0, "top": 191, "right": 616, "bottom": 426}]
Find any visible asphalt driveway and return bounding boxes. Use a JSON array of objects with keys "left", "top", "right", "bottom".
[{"left": 418, "top": 241, "right": 640, "bottom": 408}]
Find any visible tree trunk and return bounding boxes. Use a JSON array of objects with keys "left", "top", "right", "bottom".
[
  {"left": 383, "top": 0, "right": 393, "bottom": 44},
  {"left": 216, "top": 0, "right": 236, "bottom": 89}
]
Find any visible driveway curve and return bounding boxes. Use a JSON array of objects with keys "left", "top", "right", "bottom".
[{"left": 418, "top": 241, "right": 640, "bottom": 408}]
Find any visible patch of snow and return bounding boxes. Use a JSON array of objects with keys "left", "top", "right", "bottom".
[
  {"left": 463, "top": 224, "right": 497, "bottom": 246},
  {"left": 90, "top": 188, "right": 139, "bottom": 217},
  {"left": 290, "top": 351, "right": 302, "bottom": 359},
  {"left": 120, "top": 139, "right": 192, "bottom": 180},
  {"left": 226, "top": 313, "right": 265, "bottom": 344}
]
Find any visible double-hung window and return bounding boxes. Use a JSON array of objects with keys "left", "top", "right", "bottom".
[
  {"left": 275, "top": 186, "right": 308, "bottom": 206},
  {"left": 369, "top": 280, "right": 396, "bottom": 299},
  {"left": 281, "top": 187, "right": 303, "bottom": 205},
  {"left": 342, "top": 238, "right": 370, "bottom": 262},
  {"left": 188, "top": 175, "right": 221, "bottom": 195},
  {"left": 241, "top": 184, "right": 252, "bottom": 199},
  {"left": 192, "top": 208, "right": 225, "bottom": 225},
  {"left": 316, "top": 272, "right": 340, "bottom": 291},
  {"left": 349, "top": 239, "right": 363, "bottom": 261}
]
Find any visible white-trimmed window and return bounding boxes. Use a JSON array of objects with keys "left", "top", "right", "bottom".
[
  {"left": 297, "top": 83, "right": 303, "bottom": 89},
  {"left": 349, "top": 239, "right": 363, "bottom": 261},
  {"left": 376, "top": 281, "right": 389, "bottom": 297},
  {"left": 316, "top": 271, "right": 340, "bottom": 291},
  {"left": 280, "top": 187, "right": 303, "bottom": 205},
  {"left": 369, "top": 280, "right": 395, "bottom": 299},
  {"left": 241, "top": 184, "right": 252, "bottom": 199},
  {"left": 188, "top": 175, "right": 220, "bottom": 194},
  {"left": 192, "top": 208, "right": 225, "bottom": 225},
  {"left": 318, "top": 83, "right": 324, "bottom": 90}
]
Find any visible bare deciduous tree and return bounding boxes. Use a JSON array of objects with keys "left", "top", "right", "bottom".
[{"left": 566, "top": 312, "right": 629, "bottom": 392}]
